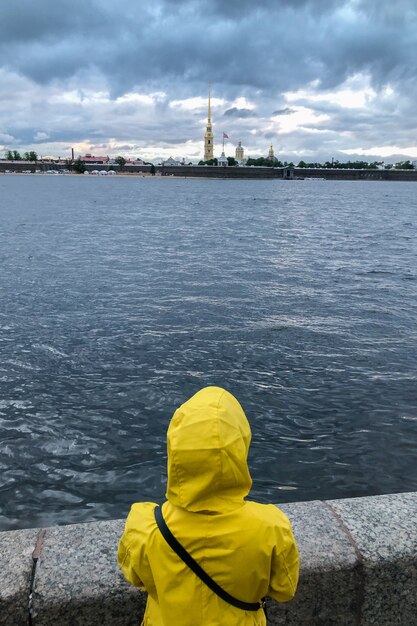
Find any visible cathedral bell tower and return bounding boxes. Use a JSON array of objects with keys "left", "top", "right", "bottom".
[
  {"left": 204, "top": 84, "right": 214, "bottom": 161},
  {"left": 236, "top": 141, "right": 244, "bottom": 162}
]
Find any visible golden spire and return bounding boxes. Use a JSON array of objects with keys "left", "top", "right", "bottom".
[{"left": 204, "top": 82, "right": 214, "bottom": 161}]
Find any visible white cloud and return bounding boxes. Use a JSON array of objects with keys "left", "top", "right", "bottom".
[
  {"left": 0, "top": 132, "right": 14, "bottom": 143},
  {"left": 34, "top": 131, "right": 49, "bottom": 141},
  {"left": 284, "top": 74, "right": 377, "bottom": 109},
  {"left": 271, "top": 106, "right": 330, "bottom": 133},
  {"left": 341, "top": 145, "right": 417, "bottom": 158},
  {"left": 170, "top": 96, "right": 225, "bottom": 112},
  {"left": 230, "top": 96, "right": 256, "bottom": 110},
  {"left": 116, "top": 91, "right": 166, "bottom": 106}
]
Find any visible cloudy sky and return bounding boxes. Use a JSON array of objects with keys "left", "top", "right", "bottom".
[{"left": 1, "top": 0, "right": 416, "bottom": 163}]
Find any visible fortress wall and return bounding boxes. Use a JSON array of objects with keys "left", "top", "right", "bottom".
[
  {"left": 293, "top": 167, "right": 417, "bottom": 181},
  {"left": 1, "top": 492, "right": 416, "bottom": 625},
  {"left": 1, "top": 161, "right": 417, "bottom": 180},
  {"left": 156, "top": 165, "right": 282, "bottom": 178}
]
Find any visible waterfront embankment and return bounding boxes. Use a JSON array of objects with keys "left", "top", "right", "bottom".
[
  {"left": 1, "top": 492, "right": 416, "bottom": 625},
  {"left": 1, "top": 160, "right": 417, "bottom": 180}
]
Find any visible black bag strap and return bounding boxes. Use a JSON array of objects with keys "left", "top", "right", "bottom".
[{"left": 154, "top": 505, "right": 264, "bottom": 612}]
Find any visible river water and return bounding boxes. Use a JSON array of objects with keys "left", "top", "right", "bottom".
[{"left": 0, "top": 174, "right": 416, "bottom": 530}]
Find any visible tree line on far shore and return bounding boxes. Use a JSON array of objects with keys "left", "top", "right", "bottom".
[
  {"left": 296, "top": 159, "right": 415, "bottom": 170},
  {"left": 3, "top": 152, "right": 129, "bottom": 168},
  {"left": 199, "top": 156, "right": 415, "bottom": 169},
  {"left": 5, "top": 150, "right": 39, "bottom": 161},
  {"left": 2, "top": 153, "right": 156, "bottom": 175}
]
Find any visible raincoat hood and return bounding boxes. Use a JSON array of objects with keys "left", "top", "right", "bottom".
[{"left": 166, "top": 386, "right": 252, "bottom": 513}]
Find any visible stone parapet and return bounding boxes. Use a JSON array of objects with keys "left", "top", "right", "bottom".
[{"left": 1, "top": 492, "right": 415, "bottom": 625}]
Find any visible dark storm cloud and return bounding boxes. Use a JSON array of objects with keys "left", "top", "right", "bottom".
[
  {"left": 263, "top": 132, "right": 279, "bottom": 140},
  {"left": 273, "top": 108, "right": 296, "bottom": 116},
  {"left": 2, "top": 0, "right": 416, "bottom": 95},
  {"left": 223, "top": 108, "right": 255, "bottom": 118}
]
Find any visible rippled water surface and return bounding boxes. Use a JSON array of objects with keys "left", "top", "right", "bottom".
[{"left": 0, "top": 174, "right": 416, "bottom": 530}]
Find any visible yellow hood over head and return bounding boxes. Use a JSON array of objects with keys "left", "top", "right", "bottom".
[{"left": 166, "top": 386, "right": 252, "bottom": 513}]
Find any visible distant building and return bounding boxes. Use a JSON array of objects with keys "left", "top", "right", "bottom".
[
  {"left": 204, "top": 85, "right": 214, "bottom": 161},
  {"left": 125, "top": 158, "right": 144, "bottom": 165},
  {"left": 235, "top": 141, "right": 245, "bottom": 164},
  {"left": 217, "top": 152, "right": 228, "bottom": 167},
  {"left": 162, "top": 156, "right": 181, "bottom": 166},
  {"left": 81, "top": 153, "right": 109, "bottom": 164}
]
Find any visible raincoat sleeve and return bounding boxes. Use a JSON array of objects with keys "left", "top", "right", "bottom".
[
  {"left": 118, "top": 503, "right": 155, "bottom": 591},
  {"left": 268, "top": 514, "right": 300, "bottom": 602},
  {"left": 118, "top": 534, "right": 145, "bottom": 589}
]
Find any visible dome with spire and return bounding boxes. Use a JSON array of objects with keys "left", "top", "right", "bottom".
[{"left": 267, "top": 144, "right": 279, "bottom": 163}]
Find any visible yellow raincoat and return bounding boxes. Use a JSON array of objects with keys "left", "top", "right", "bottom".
[{"left": 118, "top": 387, "right": 299, "bottom": 625}]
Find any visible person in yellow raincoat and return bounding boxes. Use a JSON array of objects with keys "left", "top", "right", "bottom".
[{"left": 118, "top": 386, "right": 299, "bottom": 625}]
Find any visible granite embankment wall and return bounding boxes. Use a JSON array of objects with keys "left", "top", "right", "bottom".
[
  {"left": 2, "top": 160, "right": 417, "bottom": 180},
  {"left": 1, "top": 492, "right": 416, "bottom": 625},
  {"left": 153, "top": 165, "right": 417, "bottom": 180},
  {"left": 293, "top": 167, "right": 417, "bottom": 181}
]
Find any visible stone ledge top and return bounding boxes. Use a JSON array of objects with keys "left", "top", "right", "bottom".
[{"left": 1, "top": 491, "right": 416, "bottom": 626}]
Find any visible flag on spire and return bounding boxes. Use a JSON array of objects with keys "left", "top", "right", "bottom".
[{"left": 223, "top": 133, "right": 229, "bottom": 139}]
